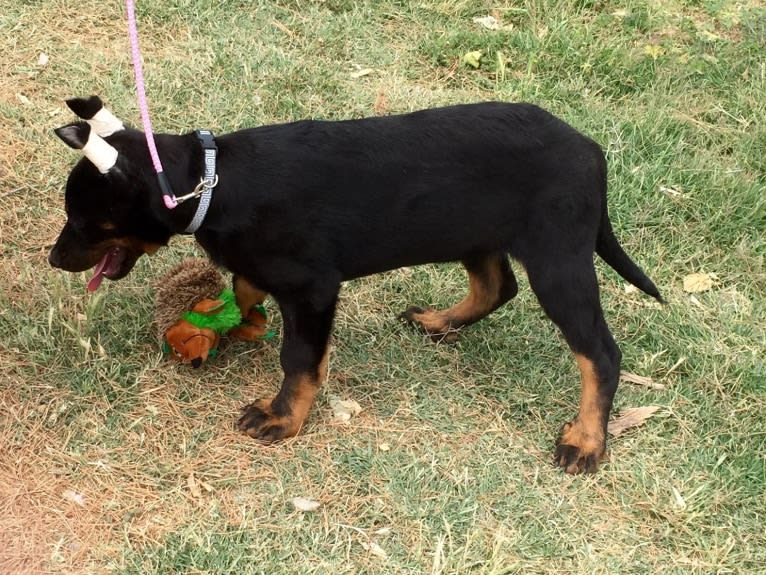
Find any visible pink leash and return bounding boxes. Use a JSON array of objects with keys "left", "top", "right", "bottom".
[{"left": 126, "top": 0, "right": 178, "bottom": 209}]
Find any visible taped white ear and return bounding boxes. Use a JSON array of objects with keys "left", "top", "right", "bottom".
[
  {"left": 87, "top": 107, "right": 125, "bottom": 137},
  {"left": 82, "top": 131, "right": 118, "bottom": 173}
]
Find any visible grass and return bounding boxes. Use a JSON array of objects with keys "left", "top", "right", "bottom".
[{"left": 1, "top": 0, "right": 765, "bottom": 573}]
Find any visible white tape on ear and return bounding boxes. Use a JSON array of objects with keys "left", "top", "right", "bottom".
[
  {"left": 82, "top": 131, "right": 118, "bottom": 173},
  {"left": 88, "top": 108, "right": 125, "bottom": 137}
]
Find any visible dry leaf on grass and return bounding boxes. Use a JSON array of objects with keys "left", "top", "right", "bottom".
[
  {"left": 329, "top": 396, "right": 362, "bottom": 423},
  {"left": 187, "top": 473, "right": 202, "bottom": 499},
  {"left": 361, "top": 540, "right": 387, "bottom": 559},
  {"left": 463, "top": 50, "right": 483, "bottom": 68},
  {"left": 350, "top": 67, "right": 373, "bottom": 79},
  {"left": 373, "top": 92, "right": 388, "bottom": 116},
  {"left": 683, "top": 272, "right": 716, "bottom": 293},
  {"left": 607, "top": 406, "right": 660, "bottom": 437},
  {"left": 63, "top": 489, "right": 86, "bottom": 506},
  {"left": 659, "top": 185, "right": 685, "bottom": 197},
  {"left": 186, "top": 472, "right": 212, "bottom": 499},
  {"left": 291, "top": 496, "right": 321, "bottom": 512},
  {"left": 643, "top": 44, "right": 664, "bottom": 60},
  {"left": 473, "top": 16, "right": 501, "bottom": 30},
  {"left": 620, "top": 371, "right": 665, "bottom": 390}
]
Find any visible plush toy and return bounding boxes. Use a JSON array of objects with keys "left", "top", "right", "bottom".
[{"left": 154, "top": 258, "right": 273, "bottom": 367}]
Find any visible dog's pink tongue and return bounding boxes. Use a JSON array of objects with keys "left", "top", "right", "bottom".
[{"left": 87, "top": 252, "right": 111, "bottom": 292}]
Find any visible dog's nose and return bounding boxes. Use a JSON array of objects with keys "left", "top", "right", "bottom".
[{"left": 191, "top": 357, "right": 203, "bottom": 368}]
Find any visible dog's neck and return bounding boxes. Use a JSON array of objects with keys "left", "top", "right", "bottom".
[{"left": 149, "top": 132, "right": 211, "bottom": 235}]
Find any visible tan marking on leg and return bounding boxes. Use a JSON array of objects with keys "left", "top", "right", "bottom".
[
  {"left": 558, "top": 354, "right": 607, "bottom": 473},
  {"left": 239, "top": 345, "right": 330, "bottom": 440},
  {"left": 445, "top": 263, "right": 503, "bottom": 324},
  {"left": 411, "top": 255, "right": 505, "bottom": 334},
  {"left": 233, "top": 276, "right": 268, "bottom": 318},
  {"left": 282, "top": 343, "right": 330, "bottom": 431}
]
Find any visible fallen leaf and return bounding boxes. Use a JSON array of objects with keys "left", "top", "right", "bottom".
[
  {"left": 643, "top": 44, "right": 664, "bottom": 60},
  {"left": 620, "top": 371, "right": 666, "bottom": 390},
  {"left": 697, "top": 29, "right": 722, "bottom": 42},
  {"left": 350, "top": 68, "right": 373, "bottom": 79},
  {"left": 361, "top": 540, "right": 387, "bottom": 559},
  {"left": 329, "top": 396, "right": 362, "bottom": 422},
  {"left": 463, "top": 50, "right": 483, "bottom": 69},
  {"left": 607, "top": 405, "right": 660, "bottom": 437},
  {"left": 659, "top": 185, "right": 685, "bottom": 197},
  {"left": 373, "top": 92, "right": 388, "bottom": 116},
  {"left": 683, "top": 272, "right": 715, "bottom": 293},
  {"left": 187, "top": 472, "right": 202, "bottom": 498},
  {"left": 291, "top": 496, "right": 321, "bottom": 512},
  {"left": 63, "top": 489, "right": 86, "bottom": 506},
  {"left": 473, "top": 15, "right": 501, "bottom": 30}
]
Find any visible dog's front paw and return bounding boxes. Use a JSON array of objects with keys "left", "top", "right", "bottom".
[
  {"left": 400, "top": 306, "right": 459, "bottom": 343},
  {"left": 554, "top": 419, "right": 606, "bottom": 474},
  {"left": 237, "top": 399, "right": 303, "bottom": 442}
]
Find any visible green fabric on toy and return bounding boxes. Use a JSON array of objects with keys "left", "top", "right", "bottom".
[{"left": 181, "top": 288, "right": 242, "bottom": 334}]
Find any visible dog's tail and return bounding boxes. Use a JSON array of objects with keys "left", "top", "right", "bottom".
[
  {"left": 596, "top": 216, "right": 663, "bottom": 302},
  {"left": 594, "top": 155, "right": 664, "bottom": 303}
]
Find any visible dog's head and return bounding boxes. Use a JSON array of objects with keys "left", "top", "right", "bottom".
[{"left": 49, "top": 96, "right": 173, "bottom": 291}]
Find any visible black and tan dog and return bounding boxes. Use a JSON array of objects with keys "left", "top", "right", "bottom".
[{"left": 50, "top": 96, "right": 662, "bottom": 474}]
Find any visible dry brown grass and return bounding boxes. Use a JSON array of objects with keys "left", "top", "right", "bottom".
[{"left": 0, "top": 370, "right": 275, "bottom": 572}]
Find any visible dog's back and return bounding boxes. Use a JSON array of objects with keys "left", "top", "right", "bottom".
[{"left": 212, "top": 102, "right": 605, "bottom": 279}]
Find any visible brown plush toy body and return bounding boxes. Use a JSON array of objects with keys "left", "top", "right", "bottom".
[{"left": 155, "top": 258, "right": 271, "bottom": 367}]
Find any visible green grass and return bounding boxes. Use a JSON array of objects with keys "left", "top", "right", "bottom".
[{"left": 1, "top": 0, "right": 765, "bottom": 573}]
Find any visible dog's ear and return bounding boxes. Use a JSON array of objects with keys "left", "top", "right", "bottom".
[
  {"left": 66, "top": 95, "right": 125, "bottom": 137},
  {"left": 55, "top": 121, "right": 118, "bottom": 174},
  {"left": 55, "top": 121, "right": 91, "bottom": 149}
]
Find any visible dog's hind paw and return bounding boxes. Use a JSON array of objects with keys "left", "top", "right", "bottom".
[
  {"left": 400, "top": 306, "right": 460, "bottom": 343},
  {"left": 237, "top": 399, "right": 302, "bottom": 443}
]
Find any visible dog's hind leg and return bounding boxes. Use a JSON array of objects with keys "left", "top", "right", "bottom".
[
  {"left": 402, "top": 252, "right": 517, "bottom": 342},
  {"left": 525, "top": 255, "right": 621, "bottom": 474},
  {"left": 238, "top": 285, "right": 338, "bottom": 442}
]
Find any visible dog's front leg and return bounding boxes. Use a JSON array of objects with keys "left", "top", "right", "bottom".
[{"left": 237, "top": 287, "right": 338, "bottom": 442}]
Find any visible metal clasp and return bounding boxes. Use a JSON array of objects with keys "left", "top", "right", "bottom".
[{"left": 174, "top": 175, "right": 218, "bottom": 204}]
